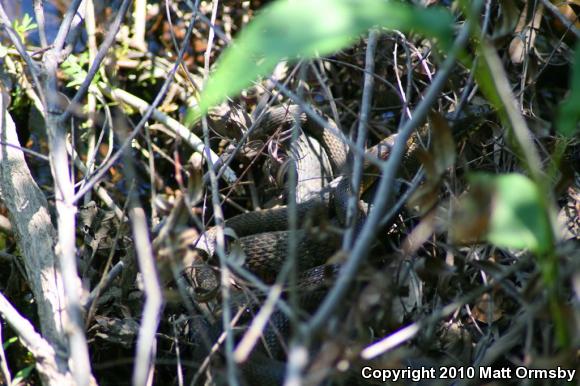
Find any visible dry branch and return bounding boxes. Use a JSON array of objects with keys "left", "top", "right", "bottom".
[{"left": 0, "top": 88, "right": 72, "bottom": 384}]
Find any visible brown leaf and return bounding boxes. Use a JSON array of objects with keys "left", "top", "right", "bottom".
[
  {"left": 449, "top": 184, "right": 493, "bottom": 245},
  {"left": 429, "top": 111, "right": 456, "bottom": 176},
  {"left": 508, "top": 1, "right": 544, "bottom": 64}
]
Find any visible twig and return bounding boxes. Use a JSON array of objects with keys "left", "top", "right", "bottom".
[
  {"left": 82, "top": 261, "right": 125, "bottom": 310},
  {"left": 233, "top": 283, "right": 284, "bottom": 362},
  {"left": 0, "top": 91, "right": 70, "bottom": 383},
  {"left": 82, "top": 0, "right": 98, "bottom": 204},
  {"left": 321, "top": 57, "right": 403, "bottom": 102},
  {"left": 343, "top": 29, "right": 378, "bottom": 249},
  {"left": 131, "top": 0, "right": 147, "bottom": 50},
  {"left": 283, "top": 67, "right": 309, "bottom": 386},
  {"left": 201, "top": 111, "right": 241, "bottom": 383},
  {"left": 0, "top": 320, "right": 12, "bottom": 385},
  {"left": 65, "top": 131, "right": 126, "bottom": 220},
  {"left": 454, "top": 0, "right": 492, "bottom": 117},
  {"left": 70, "top": 14, "right": 199, "bottom": 204},
  {"left": 52, "top": 0, "right": 84, "bottom": 51},
  {"left": 538, "top": 0, "right": 580, "bottom": 39},
  {"left": 98, "top": 84, "right": 238, "bottom": 186},
  {"left": 61, "top": 0, "right": 132, "bottom": 122},
  {"left": 199, "top": 0, "right": 240, "bottom": 383},
  {"left": 84, "top": 192, "right": 132, "bottom": 329},
  {"left": 192, "top": 0, "right": 239, "bottom": 386},
  {"left": 0, "top": 4, "right": 45, "bottom": 107},
  {"left": 393, "top": 32, "right": 413, "bottom": 123},
  {"left": 0, "top": 293, "right": 74, "bottom": 384},
  {"left": 0, "top": 141, "right": 50, "bottom": 161},
  {"left": 122, "top": 135, "right": 164, "bottom": 386},
  {"left": 33, "top": 0, "right": 48, "bottom": 48},
  {"left": 44, "top": 41, "right": 93, "bottom": 386},
  {"left": 379, "top": 168, "right": 423, "bottom": 229},
  {"left": 480, "top": 42, "right": 544, "bottom": 181},
  {"left": 361, "top": 259, "right": 529, "bottom": 359},
  {"left": 305, "top": 22, "right": 473, "bottom": 334}
]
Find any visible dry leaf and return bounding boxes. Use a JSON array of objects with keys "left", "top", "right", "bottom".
[{"left": 509, "top": 2, "right": 544, "bottom": 64}]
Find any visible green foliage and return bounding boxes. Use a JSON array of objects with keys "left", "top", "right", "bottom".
[
  {"left": 62, "top": 52, "right": 99, "bottom": 89},
  {"left": 12, "top": 13, "right": 37, "bottom": 41},
  {"left": 2, "top": 336, "right": 17, "bottom": 350},
  {"left": 470, "top": 173, "right": 552, "bottom": 255},
  {"left": 187, "top": 0, "right": 454, "bottom": 123},
  {"left": 2, "top": 337, "right": 36, "bottom": 385},
  {"left": 12, "top": 364, "right": 35, "bottom": 385},
  {"left": 556, "top": 43, "right": 580, "bottom": 137}
]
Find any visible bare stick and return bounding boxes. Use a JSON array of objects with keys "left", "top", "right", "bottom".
[
  {"left": 0, "top": 293, "right": 74, "bottom": 385},
  {"left": 44, "top": 50, "right": 93, "bottom": 385},
  {"left": 0, "top": 90, "right": 70, "bottom": 383},
  {"left": 361, "top": 259, "right": 528, "bottom": 359},
  {"left": 43, "top": 1, "right": 96, "bottom": 377},
  {"left": 538, "top": 0, "right": 580, "bottom": 39},
  {"left": 306, "top": 22, "right": 472, "bottom": 334},
  {"left": 122, "top": 143, "right": 164, "bottom": 386},
  {"left": 98, "top": 84, "right": 238, "bottom": 185},
  {"left": 61, "top": 0, "right": 132, "bottom": 122},
  {"left": 343, "top": 29, "right": 378, "bottom": 248},
  {"left": 131, "top": 0, "right": 147, "bottom": 50},
  {"left": 0, "top": 294, "right": 12, "bottom": 386},
  {"left": 83, "top": 0, "right": 98, "bottom": 204},
  {"left": 52, "top": 0, "right": 84, "bottom": 50},
  {"left": 33, "top": 0, "right": 48, "bottom": 48},
  {"left": 199, "top": 0, "right": 240, "bottom": 383},
  {"left": 0, "top": 4, "right": 45, "bottom": 107},
  {"left": 70, "top": 14, "right": 198, "bottom": 203}
]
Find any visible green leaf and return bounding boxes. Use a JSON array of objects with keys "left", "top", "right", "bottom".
[
  {"left": 194, "top": 0, "right": 453, "bottom": 117},
  {"left": 471, "top": 173, "right": 552, "bottom": 255},
  {"left": 12, "top": 364, "right": 35, "bottom": 385},
  {"left": 2, "top": 336, "right": 18, "bottom": 350},
  {"left": 556, "top": 43, "right": 580, "bottom": 137},
  {"left": 13, "top": 13, "right": 38, "bottom": 41}
]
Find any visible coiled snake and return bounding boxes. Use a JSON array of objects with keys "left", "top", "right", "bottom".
[
  {"left": 176, "top": 103, "right": 491, "bottom": 384},
  {"left": 187, "top": 104, "right": 395, "bottom": 282}
]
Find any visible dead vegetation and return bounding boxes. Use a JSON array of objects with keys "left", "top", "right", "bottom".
[{"left": 0, "top": 1, "right": 578, "bottom": 385}]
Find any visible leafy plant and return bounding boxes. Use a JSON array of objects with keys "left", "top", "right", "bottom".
[
  {"left": 11, "top": 364, "right": 35, "bottom": 386},
  {"left": 2, "top": 336, "right": 18, "bottom": 351},
  {"left": 470, "top": 173, "right": 553, "bottom": 255},
  {"left": 12, "top": 14, "right": 37, "bottom": 42},
  {"left": 61, "top": 52, "right": 100, "bottom": 89}
]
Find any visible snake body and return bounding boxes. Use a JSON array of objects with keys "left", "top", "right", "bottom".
[
  {"left": 186, "top": 103, "right": 492, "bottom": 385},
  {"left": 192, "top": 105, "right": 398, "bottom": 282},
  {"left": 195, "top": 104, "right": 492, "bottom": 279},
  {"left": 191, "top": 106, "right": 353, "bottom": 280}
]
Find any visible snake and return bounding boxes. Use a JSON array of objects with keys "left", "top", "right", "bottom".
[
  {"left": 187, "top": 105, "right": 396, "bottom": 281},
  {"left": 182, "top": 103, "right": 492, "bottom": 384},
  {"left": 184, "top": 102, "right": 494, "bottom": 293}
]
